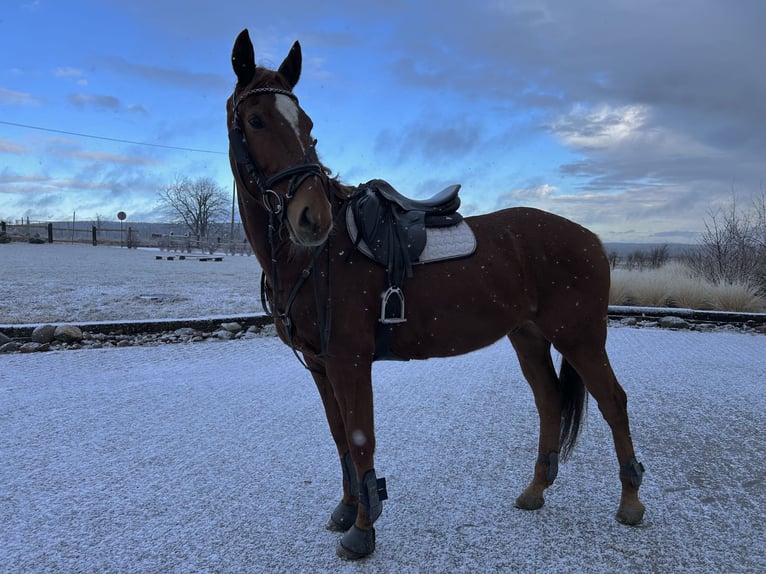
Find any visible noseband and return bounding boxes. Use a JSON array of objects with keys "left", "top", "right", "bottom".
[{"left": 228, "top": 86, "right": 325, "bottom": 219}]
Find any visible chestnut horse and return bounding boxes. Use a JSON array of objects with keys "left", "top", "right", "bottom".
[{"left": 227, "top": 29, "right": 645, "bottom": 560}]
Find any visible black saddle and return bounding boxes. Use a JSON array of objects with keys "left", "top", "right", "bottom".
[
  {"left": 349, "top": 179, "right": 462, "bottom": 275},
  {"left": 375, "top": 180, "right": 461, "bottom": 215},
  {"left": 347, "top": 179, "right": 464, "bottom": 359}
]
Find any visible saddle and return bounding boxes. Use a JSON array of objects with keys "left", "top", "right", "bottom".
[{"left": 347, "top": 179, "right": 468, "bottom": 328}]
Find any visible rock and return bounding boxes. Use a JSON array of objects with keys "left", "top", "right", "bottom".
[
  {"left": 31, "top": 324, "right": 57, "bottom": 343},
  {"left": 0, "top": 341, "right": 21, "bottom": 353},
  {"left": 213, "top": 329, "right": 235, "bottom": 340},
  {"left": 220, "top": 322, "right": 243, "bottom": 333},
  {"left": 0, "top": 331, "right": 11, "bottom": 345},
  {"left": 659, "top": 316, "right": 690, "bottom": 330},
  {"left": 20, "top": 342, "right": 43, "bottom": 353},
  {"left": 174, "top": 327, "right": 198, "bottom": 338},
  {"left": 54, "top": 325, "right": 84, "bottom": 343},
  {"left": 259, "top": 324, "right": 277, "bottom": 337}
]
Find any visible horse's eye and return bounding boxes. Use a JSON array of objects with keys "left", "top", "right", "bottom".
[{"left": 248, "top": 115, "right": 264, "bottom": 129}]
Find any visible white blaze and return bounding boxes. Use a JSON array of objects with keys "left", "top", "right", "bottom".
[{"left": 274, "top": 93, "right": 304, "bottom": 152}]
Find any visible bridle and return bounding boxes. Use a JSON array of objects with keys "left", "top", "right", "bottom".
[
  {"left": 228, "top": 85, "right": 333, "bottom": 368},
  {"left": 228, "top": 86, "right": 326, "bottom": 221}
]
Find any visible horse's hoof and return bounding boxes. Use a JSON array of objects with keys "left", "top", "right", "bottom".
[
  {"left": 326, "top": 502, "right": 356, "bottom": 532},
  {"left": 616, "top": 502, "right": 645, "bottom": 525},
  {"left": 514, "top": 491, "right": 545, "bottom": 511},
  {"left": 336, "top": 525, "right": 375, "bottom": 560}
]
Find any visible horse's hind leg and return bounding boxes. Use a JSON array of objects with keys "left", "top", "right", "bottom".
[
  {"left": 306, "top": 359, "right": 358, "bottom": 532},
  {"left": 508, "top": 324, "right": 566, "bottom": 511},
  {"left": 560, "top": 343, "right": 646, "bottom": 525}
]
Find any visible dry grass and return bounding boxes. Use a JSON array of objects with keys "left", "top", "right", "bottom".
[{"left": 610, "top": 262, "right": 766, "bottom": 312}]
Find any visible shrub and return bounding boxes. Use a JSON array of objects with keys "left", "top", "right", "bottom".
[{"left": 610, "top": 262, "right": 765, "bottom": 312}]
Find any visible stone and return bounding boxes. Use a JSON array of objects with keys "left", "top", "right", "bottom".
[
  {"left": 31, "top": 324, "right": 57, "bottom": 343},
  {"left": 214, "top": 329, "right": 235, "bottom": 340},
  {"left": 220, "top": 322, "right": 243, "bottom": 333},
  {"left": 174, "top": 327, "right": 197, "bottom": 338},
  {"left": 20, "top": 342, "right": 42, "bottom": 353},
  {"left": 54, "top": 325, "right": 84, "bottom": 343},
  {"left": 0, "top": 341, "right": 21, "bottom": 353},
  {"left": 659, "top": 316, "right": 690, "bottom": 330},
  {"left": 0, "top": 331, "right": 11, "bottom": 344}
]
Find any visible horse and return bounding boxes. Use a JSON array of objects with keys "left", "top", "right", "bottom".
[{"left": 226, "top": 29, "right": 645, "bottom": 560}]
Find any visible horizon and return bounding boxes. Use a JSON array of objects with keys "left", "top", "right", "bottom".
[{"left": 2, "top": 1, "right": 765, "bottom": 243}]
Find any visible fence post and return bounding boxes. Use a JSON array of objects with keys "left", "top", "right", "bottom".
[
  {"left": 47, "top": 223, "right": 53, "bottom": 243},
  {"left": 92, "top": 225, "right": 98, "bottom": 246}
]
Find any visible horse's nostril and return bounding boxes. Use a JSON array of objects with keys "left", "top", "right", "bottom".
[{"left": 300, "top": 206, "right": 313, "bottom": 230}]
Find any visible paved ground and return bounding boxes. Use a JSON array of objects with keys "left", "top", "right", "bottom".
[{"left": 1, "top": 327, "right": 764, "bottom": 573}]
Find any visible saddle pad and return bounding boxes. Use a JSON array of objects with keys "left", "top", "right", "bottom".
[{"left": 346, "top": 208, "right": 477, "bottom": 264}]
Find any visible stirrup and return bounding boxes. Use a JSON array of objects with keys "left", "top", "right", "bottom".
[{"left": 380, "top": 286, "right": 406, "bottom": 324}]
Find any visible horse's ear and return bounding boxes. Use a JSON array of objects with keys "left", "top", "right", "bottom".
[
  {"left": 278, "top": 41, "right": 302, "bottom": 89},
  {"left": 232, "top": 29, "right": 256, "bottom": 86}
]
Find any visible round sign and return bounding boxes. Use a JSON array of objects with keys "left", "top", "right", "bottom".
[{"left": 117, "top": 211, "right": 127, "bottom": 221}]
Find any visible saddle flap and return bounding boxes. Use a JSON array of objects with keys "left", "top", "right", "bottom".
[{"left": 351, "top": 189, "right": 427, "bottom": 272}]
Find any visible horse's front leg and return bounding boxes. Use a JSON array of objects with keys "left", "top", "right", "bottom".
[
  {"left": 306, "top": 358, "right": 358, "bottom": 533},
  {"left": 324, "top": 359, "right": 386, "bottom": 560}
]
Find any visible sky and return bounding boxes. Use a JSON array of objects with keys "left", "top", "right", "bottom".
[{"left": 1, "top": 1, "right": 765, "bottom": 243}]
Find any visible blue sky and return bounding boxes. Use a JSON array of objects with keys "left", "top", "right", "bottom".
[{"left": 1, "top": 1, "right": 764, "bottom": 242}]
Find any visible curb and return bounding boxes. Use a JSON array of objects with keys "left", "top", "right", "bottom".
[
  {"left": 607, "top": 306, "right": 766, "bottom": 325},
  {"left": 2, "top": 307, "right": 765, "bottom": 341},
  {"left": 0, "top": 314, "right": 274, "bottom": 339}
]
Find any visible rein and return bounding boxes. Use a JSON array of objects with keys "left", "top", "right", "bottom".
[{"left": 229, "top": 85, "right": 333, "bottom": 369}]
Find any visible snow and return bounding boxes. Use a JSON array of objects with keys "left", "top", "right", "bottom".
[
  {"left": 1, "top": 243, "right": 264, "bottom": 324},
  {"left": 2, "top": 327, "right": 765, "bottom": 572},
  {"left": 2, "top": 242, "right": 765, "bottom": 571}
]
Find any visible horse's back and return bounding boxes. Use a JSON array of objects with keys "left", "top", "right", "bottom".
[{"left": 386, "top": 206, "right": 610, "bottom": 359}]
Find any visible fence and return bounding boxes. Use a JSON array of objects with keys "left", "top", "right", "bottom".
[{"left": 0, "top": 219, "right": 253, "bottom": 255}]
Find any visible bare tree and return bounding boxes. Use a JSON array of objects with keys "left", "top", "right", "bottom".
[
  {"left": 607, "top": 250, "right": 621, "bottom": 269},
  {"left": 684, "top": 192, "right": 765, "bottom": 294},
  {"left": 648, "top": 244, "right": 669, "bottom": 269},
  {"left": 158, "top": 176, "right": 228, "bottom": 242}
]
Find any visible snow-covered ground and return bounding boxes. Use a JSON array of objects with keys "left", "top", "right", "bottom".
[
  {"left": 1, "top": 327, "right": 764, "bottom": 573},
  {"left": 1, "top": 243, "right": 264, "bottom": 324}
]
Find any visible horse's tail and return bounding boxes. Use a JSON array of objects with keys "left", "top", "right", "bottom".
[{"left": 558, "top": 359, "right": 588, "bottom": 462}]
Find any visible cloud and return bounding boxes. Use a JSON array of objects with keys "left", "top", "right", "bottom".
[
  {"left": 375, "top": 116, "right": 484, "bottom": 164},
  {"left": 55, "top": 148, "right": 160, "bottom": 165},
  {"left": 0, "top": 87, "right": 40, "bottom": 106},
  {"left": 101, "top": 57, "right": 229, "bottom": 92},
  {"left": 68, "top": 93, "right": 121, "bottom": 111},
  {"left": 67, "top": 93, "right": 148, "bottom": 115},
  {"left": 0, "top": 139, "right": 27, "bottom": 154},
  {"left": 549, "top": 104, "right": 648, "bottom": 150},
  {"left": 377, "top": 1, "right": 766, "bottom": 214},
  {"left": 496, "top": 184, "right": 556, "bottom": 207},
  {"left": 55, "top": 67, "right": 85, "bottom": 78},
  {"left": 55, "top": 66, "right": 88, "bottom": 86}
]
